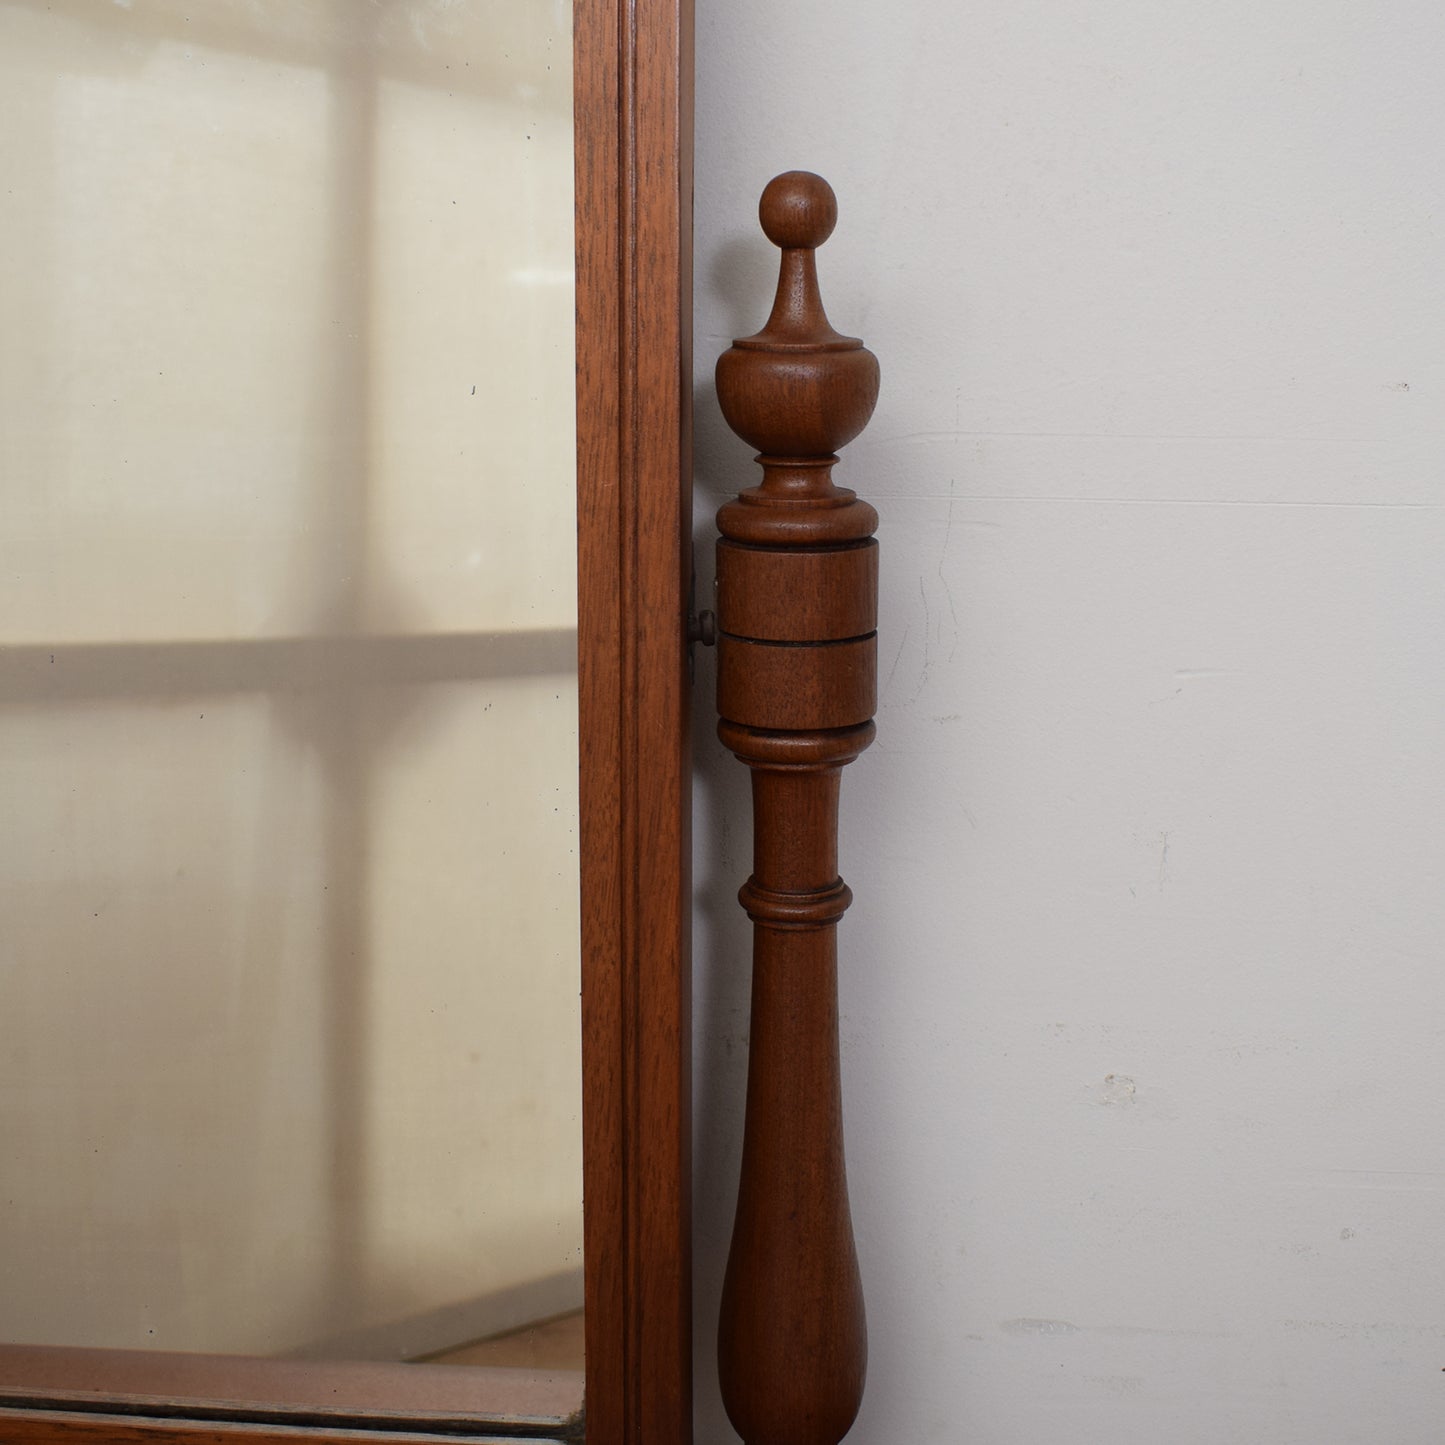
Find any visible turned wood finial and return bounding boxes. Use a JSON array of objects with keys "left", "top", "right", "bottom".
[
  {"left": 717, "top": 171, "right": 878, "bottom": 465},
  {"left": 714, "top": 172, "right": 879, "bottom": 1445}
]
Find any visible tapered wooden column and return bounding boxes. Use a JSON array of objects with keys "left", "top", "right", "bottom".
[{"left": 714, "top": 172, "right": 879, "bottom": 1445}]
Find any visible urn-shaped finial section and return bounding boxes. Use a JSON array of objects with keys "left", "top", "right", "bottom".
[{"left": 716, "top": 171, "right": 880, "bottom": 462}]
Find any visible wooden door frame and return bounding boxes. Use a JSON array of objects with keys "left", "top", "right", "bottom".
[{"left": 0, "top": 0, "right": 694, "bottom": 1440}]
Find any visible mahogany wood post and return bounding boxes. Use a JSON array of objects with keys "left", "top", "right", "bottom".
[{"left": 713, "top": 172, "right": 879, "bottom": 1445}]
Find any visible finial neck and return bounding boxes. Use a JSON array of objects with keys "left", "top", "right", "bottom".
[{"left": 744, "top": 248, "right": 855, "bottom": 352}]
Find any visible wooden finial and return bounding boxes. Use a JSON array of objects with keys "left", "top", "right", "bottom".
[
  {"left": 716, "top": 171, "right": 879, "bottom": 467},
  {"left": 714, "top": 172, "right": 879, "bottom": 1445}
]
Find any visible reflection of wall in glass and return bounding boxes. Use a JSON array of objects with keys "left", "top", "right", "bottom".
[{"left": 0, "top": 0, "right": 580, "bottom": 1360}]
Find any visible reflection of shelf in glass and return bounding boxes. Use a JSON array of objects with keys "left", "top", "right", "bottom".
[
  {"left": 0, "top": 1344, "right": 585, "bottom": 1436},
  {"left": 31, "top": 0, "right": 581, "bottom": 107},
  {"left": 424, "top": 1309, "right": 585, "bottom": 1372},
  {"left": 0, "top": 631, "right": 579, "bottom": 703}
]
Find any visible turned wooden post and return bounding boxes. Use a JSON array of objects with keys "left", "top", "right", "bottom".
[{"left": 714, "top": 172, "right": 879, "bottom": 1445}]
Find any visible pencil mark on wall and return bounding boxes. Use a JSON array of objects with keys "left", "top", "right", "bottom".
[
  {"left": 911, "top": 575, "right": 932, "bottom": 703},
  {"left": 907, "top": 483, "right": 964, "bottom": 704},
  {"left": 884, "top": 623, "right": 911, "bottom": 697},
  {"left": 938, "top": 476, "right": 960, "bottom": 663}
]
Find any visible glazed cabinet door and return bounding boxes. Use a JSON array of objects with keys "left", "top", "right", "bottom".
[{"left": 0, "top": 0, "right": 692, "bottom": 1440}]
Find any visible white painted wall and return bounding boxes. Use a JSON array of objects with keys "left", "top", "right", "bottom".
[{"left": 691, "top": 4, "right": 1445, "bottom": 1441}]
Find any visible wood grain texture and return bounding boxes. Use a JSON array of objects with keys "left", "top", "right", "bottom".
[
  {"left": 713, "top": 173, "right": 879, "bottom": 1445},
  {"left": 715, "top": 635, "right": 877, "bottom": 732},
  {"left": 0, "top": 1, "right": 695, "bottom": 1441},
  {"left": 574, "top": 2, "right": 695, "bottom": 1445},
  {"left": 715, "top": 542, "right": 877, "bottom": 643}
]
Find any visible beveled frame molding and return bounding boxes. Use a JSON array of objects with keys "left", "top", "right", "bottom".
[
  {"left": 575, "top": 0, "right": 695, "bottom": 1440},
  {"left": 0, "top": 0, "right": 694, "bottom": 1440}
]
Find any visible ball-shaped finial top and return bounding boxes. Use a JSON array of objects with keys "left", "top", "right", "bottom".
[{"left": 759, "top": 171, "right": 837, "bottom": 250}]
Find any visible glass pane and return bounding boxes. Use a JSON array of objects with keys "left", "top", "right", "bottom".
[{"left": 0, "top": 0, "right": 582, "bottom": 1371}]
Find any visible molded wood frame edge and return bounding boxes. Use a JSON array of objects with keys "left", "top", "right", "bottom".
[{"left": 575, "top": 0, "right": 695, "bottom": 1443}]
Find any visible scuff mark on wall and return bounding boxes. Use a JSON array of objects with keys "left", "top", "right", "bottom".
[{"left": 999, "top": 1318, "right": 1080, "bottom": 1336}]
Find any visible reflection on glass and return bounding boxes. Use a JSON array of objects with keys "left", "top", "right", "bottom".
[{"left": 0, "top": 0, "right": 581, "bottom": 1368}]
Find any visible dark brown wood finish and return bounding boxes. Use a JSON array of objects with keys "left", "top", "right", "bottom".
[
  {"left": 575, "top": 0, "right": 695, "bottom": 1441},
  {"left": 0, "top": 2, "right": 694, "bottom": 1442},
  {"left": 713, "top": 172, "right": 879, "bottom": 1445}
]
